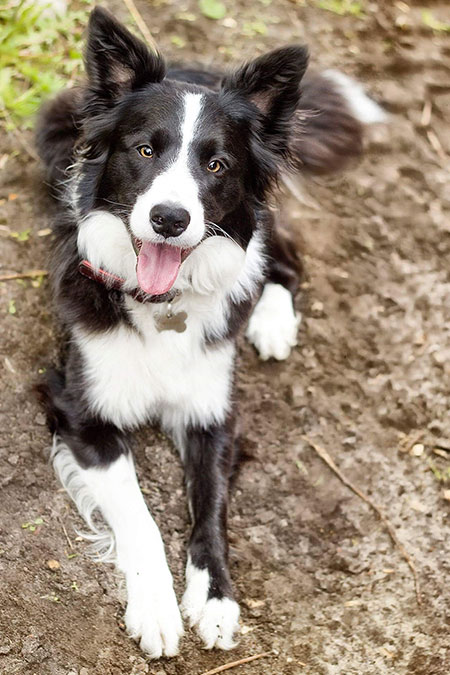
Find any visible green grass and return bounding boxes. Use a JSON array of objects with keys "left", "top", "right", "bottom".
[
  {"left": 315, "top": 0, "right": 364, "bottom": 17},
  {"left": 0, "top": 0, "right": 89, "bottom": 131}
]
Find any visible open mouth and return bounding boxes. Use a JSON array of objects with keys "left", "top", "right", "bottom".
[{"left": 134, "top": 239, "right": 192, "bottom": 296}]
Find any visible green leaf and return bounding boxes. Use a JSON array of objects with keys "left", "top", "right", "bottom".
[
  {"left": 243, "top": 21, "right": 268, "bottom": 36},
  {"left": 8, "top": 300, "right": 16, "bottom": 315},
  {"left": 10, "top": 228, "right": 31, "bottom": 241},
  {"left": 198, "top": 0, "right": 226, "bottom": 20},
  {"left": 422, "top": 10, "right": 450, "bottom": 32},
  {"left": 317, "top": 0, "right": 363, "bottom": 17},
  {"left": 170, "top": 35, "right": 186, "bottom": 48}
]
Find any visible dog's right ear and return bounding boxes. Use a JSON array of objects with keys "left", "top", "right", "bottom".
[{"left": 85, "top": 7, "right": 165, "bottom": 101}]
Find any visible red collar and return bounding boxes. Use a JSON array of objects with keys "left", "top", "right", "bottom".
[{"left": 78, "top": 260, "right": 176, "bottom": 304}]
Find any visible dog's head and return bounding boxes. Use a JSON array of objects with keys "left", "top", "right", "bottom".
[{"left": 74, "top": 7, "right": 307, "bottom": 297}]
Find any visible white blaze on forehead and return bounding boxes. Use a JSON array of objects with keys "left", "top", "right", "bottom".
[
  {"left": 130, "top": 92, "right": 205, "bottom": 248},
  {"left": 180, "top": 92, "right": 203, "bottom": 156}
]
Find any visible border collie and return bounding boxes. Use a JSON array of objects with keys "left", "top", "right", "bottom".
[{"left": 35, "top": 7, "right": 384, "bottom": 658}]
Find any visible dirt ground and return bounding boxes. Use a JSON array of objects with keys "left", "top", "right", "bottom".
[{"left": 1, "top": 1, "right": 449, "bottom": 673}]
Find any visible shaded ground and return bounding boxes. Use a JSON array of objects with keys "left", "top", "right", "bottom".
[{"left": 1, "top": 1, "right": 449, "bottom": 673}]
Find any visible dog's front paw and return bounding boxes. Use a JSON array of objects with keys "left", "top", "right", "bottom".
[
  {"left": 182, "top": 593, "right": 240, "bottom": 650},
  {"left": 181, "top": 560, "right": 240, "bottom": 650},
  {"left": 246, "top": 282, "right": 301, "bottom": 361},
  {"left": 125, "top": 571, "right": 183, "bottom": 658}
]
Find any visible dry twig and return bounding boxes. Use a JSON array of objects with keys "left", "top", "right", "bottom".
[
  {"left": 420, "top": 100, "right": 432, "bottom": 127},
  {"left": 302, "top": 435, "right": 422, "bottom": 606},
  {"left": 57, "top": 515, "right": 73, "bottom": 550},
  {"left": 0, "top": 270, "right": 48, "bottom": 281},
  {"left": 426, "top": 129, "right": 447, "bottom": 164},
  {"left": 200, "top": 652, "right": 272, "bottom": 675},
  {"left": 121, "top": 0, "right": 159, "bottom": 53}
]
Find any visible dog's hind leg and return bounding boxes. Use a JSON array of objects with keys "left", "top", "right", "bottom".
[
  {"left": 246, "top": 227, "right": 303, "bottom": 361},
  {"left": 179, "top": 420, "right": 240, "bottom": 650},
  {"left": 46, "top": 393, "right": 183, "bottom": 658}
]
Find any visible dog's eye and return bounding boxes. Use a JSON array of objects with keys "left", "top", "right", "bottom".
[
  {"left": 137, "top": 145, "right": 154, "bottom": 158},
  {"left": 207, "top": 160, "right": 223, "bottom": 174}
]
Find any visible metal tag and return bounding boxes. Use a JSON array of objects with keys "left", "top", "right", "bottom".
[{"left": 155, "top": 309, "right": 187, "bottom": 333}]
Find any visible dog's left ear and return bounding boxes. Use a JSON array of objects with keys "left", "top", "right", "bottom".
[
  {"left": 221, "top": 46, "right": 308, "bottom": 133},
  {"left": 85, "top": 7, "right": 165, "bottom": 100}
]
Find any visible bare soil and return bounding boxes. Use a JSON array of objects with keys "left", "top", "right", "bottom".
[{"left": 1, "top": 1, "right": 449, "bottom": 674}]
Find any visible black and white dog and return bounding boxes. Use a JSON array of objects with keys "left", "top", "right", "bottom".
[{"left": 36, "top": 7, "right": 384, "bottom": 658}]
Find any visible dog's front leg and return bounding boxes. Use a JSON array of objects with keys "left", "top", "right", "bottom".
[
  {"left": 246, "top": 225, "right": 303, "bottom": 361},
  {"left": 180, "top": 422, "right": 240, "bottom": 650},
  {"left": 52, "top": 430, "right": 183, "bottom": 658}
]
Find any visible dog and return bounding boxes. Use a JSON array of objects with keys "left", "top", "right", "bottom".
[{"left": 35, "top": 6, "right": 384, "bottom": 658}]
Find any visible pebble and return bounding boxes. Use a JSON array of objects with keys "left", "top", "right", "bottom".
[
  {"left": 34, "top": 412, "right": 46, "bottom": 426},
  {"left": 47, "top": 559, "right": 60, "bottom": 571},
  {"left": 411, "top": 443, "right": 424, "bottom": 456},
  {"left": 0, "top": 638, "right": 12, "bottom": 655},
  {"left": 409, "top": 499, "right": 427, "bottom": 513}
]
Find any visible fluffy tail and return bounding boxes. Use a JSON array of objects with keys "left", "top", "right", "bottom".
[
  {"left": 291, "top": 70, "right": 386, "bottom": 175},
  {"left": 35, "top": 88, "right": 83, "bottom": 191}
]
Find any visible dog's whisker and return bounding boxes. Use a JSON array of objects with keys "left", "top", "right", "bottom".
[
  {"left": 101, "top": 197, "right": 133, "bottom": 209},
  {"left": 204, "top": 220, "right": 239, "bottom": 245}
]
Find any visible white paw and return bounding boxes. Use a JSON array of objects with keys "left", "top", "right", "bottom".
[
  {"left": 246, "top": 282, "right": 300, "bottom": 361},
  {"left": 125, "top": 570, "right": 183, "bottom": 658},
  {"left": 183, "top": 596, "right": 240, "bottom": 650},
  {"left": 181, "top": 560, "right": 240, "bottom": 650}
]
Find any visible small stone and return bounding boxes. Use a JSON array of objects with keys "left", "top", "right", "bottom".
[
  {"left": 0, "top": 638, "right": 12, "bottom": 654},
  {"left": 222, "top": 17, "right": 237, "bottom": 28},
  {"left": 409, "top": 499, "right": 427, "bottom": 513},
  {"left": 47, "top": 559, "right": 60, "bottom": 571},
  {"left": 311, "top": 300, "right": 324, "bottom": 313},
  {"left": 443, "top": 490, "right": 450, "bottom": 502},
  {"left": 34, "top": 412, "right": 46, "bottom": 426},
  {"left": 8, "top": 454, "right": 19, "bottom": 466},
  {"left": 411, "top": 443, "right": 424, "bottom": 456},
  {"left": 240, "top": 625, "right": 254, "bottom": 635},
  {"left": 244, "top": 598, "right": 265, "bottom": 609}
]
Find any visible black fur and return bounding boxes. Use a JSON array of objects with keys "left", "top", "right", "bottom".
[{"left": 184, "top": 419, "right": 239, "bottom": 600}]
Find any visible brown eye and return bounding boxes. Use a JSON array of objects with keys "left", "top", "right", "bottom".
[
  {"left": 207, "top": 159, "right": 223, "bottom": 173},
  {"left": 137, "top": 145, "right": 153, "bottom": 158}
]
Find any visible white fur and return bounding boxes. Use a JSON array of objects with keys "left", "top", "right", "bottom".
[
  {"left": 51, "top": 435, "right": 115, "bottom": 561},
  {"left": 246, "top": 282, "right": 300, "bottom": 360},
  {"left": 75, "top": 316, "right": 235, "bottom": 433},
  {"left": 230, "top": 229, "right": 266, "bottom": 304},
  {"left": 52, "top": 438, "right": 183, "bottom": 658},
  {"left": 130, "top": 93, "right": 205, "bottom": 249},
  {"left": 77, "top": 210, "right": 138, "bottom": 290},
  {"left": 177, "top": 236, "right": 246, "bottom": 296},
  {"left": 181, "top": 557, "right": 240, "bottom": 650},
  {"left": 323, "top": 69, "right": 387, "bottom": 125}
]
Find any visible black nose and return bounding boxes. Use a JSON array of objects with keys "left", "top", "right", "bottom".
[{"left": 150, "top": 203, "right": 191, "bottom": 239}]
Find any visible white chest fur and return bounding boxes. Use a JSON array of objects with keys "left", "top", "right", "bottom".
[{"left": 75, "top": 293, "right": 236, "bottom": 433}]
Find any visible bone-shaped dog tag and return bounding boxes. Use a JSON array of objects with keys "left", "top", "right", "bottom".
[{"left": 155, "top": 306, "right": 187, "bottom": 333}]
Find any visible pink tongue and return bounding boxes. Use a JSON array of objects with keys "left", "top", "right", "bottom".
[{"left": 136, "top": 242, "right": 182, "bottom": 295}]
